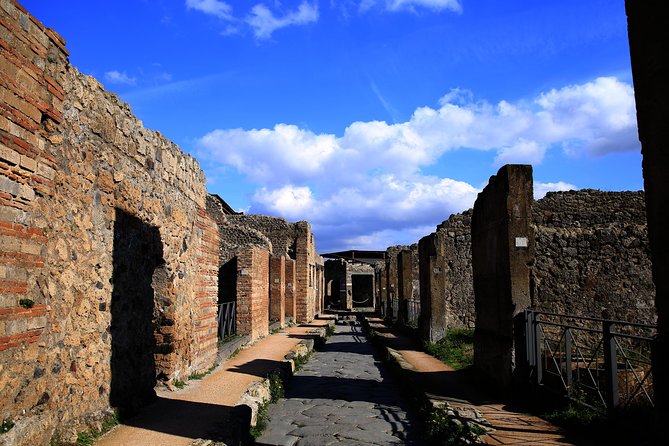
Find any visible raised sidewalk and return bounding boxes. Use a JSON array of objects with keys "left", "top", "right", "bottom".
[
  {"left": 365, "top": 317, "right": 583, "bottom": 446},
  {"left": 96, "top": 316, "right": 335, "bottom": 446}
]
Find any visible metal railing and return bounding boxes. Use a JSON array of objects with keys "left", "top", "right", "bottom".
[
  {"left": 525, "top": 309, "right": 656, "bottom": 413},
  {"left": 217, "top": 301, "right": 236, "bottom": 339},
  {"left": 406, "top": 299, "right": 421, "bottom": 326}
]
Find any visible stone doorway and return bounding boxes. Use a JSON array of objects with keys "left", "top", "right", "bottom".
[
  {"left": 217, "top": 257, "right": 237, "bottom": 338},
  {"left": 110, "top": 210, "right": 167, "bottom": 417},
  {"left": 351, "top": 274, "right": 374, "bottom": 308}
]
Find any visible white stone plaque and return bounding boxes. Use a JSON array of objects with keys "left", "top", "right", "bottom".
[{"left": 515, "top": 237, "right": 528, "bottom": 248}]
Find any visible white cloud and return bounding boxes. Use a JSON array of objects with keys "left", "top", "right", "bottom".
[
  {"left": 195, "top": 76, "right": 637, "bottom": 250},
  {"left": 185, "top": 0, "right": 234, "bottom": 20},
  {"left": 360, "top": 0, "right": 462, "bottom": 13},
  {"left": 104, "top": 70, "right": 136, "bottom": 86},
  {"left": 246, "top": 2, "right": 319, "bottom": 39},
  {"left": 534, "top": 181, "right": 578, "bottom": 199},
  {"left": 386, "top": 0, "right": 462, "bottom": 13}
]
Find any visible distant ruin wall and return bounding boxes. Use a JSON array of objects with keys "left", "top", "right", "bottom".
[
  {"left": 532, "top": 190, "right": 655, "bottom": 324},
  {"left": 227, "top": 214, "right": 299, "bottom": 257},
  {"left": 1, "top": 1, "right": 219, "bottom": 442}
]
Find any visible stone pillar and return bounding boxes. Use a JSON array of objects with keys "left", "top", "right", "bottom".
[
  {"left": 379, "top": 267, "right": 388, "bottom": 317},
  {"left": 236, "top": 246, "right": 270, "bottom": 341},
  {"left": 269, "top": 255, "right": 286, "bottom": 328},
  {"left": 285, "top": 259, "right": 296, "bottom": 323},
  {"left": 419, "top": 233, "right": 447, "bottom": 343},
  {"left": 471, "top": 164, "right": 534, "bottom": 391},
  {"left": 294, "top": 222, "right": 314, "bottom": 323},
  {"left": 626, "top": 0, "right": 669, "bottom": 430},
  {"left": 398, "top": 249, "right": 413, "bottom": 325}
]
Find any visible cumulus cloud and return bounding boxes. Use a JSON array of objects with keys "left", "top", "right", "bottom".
[
  {"left": 246, "top": 2, "right": 319, "bottom": 39},
  {"left": 185, "top": 0, "right": 233, "bottom": 20},
  {"left": 195, "top": 76, "right": 637, "bottom": 250},
  {"left": 534, "top": 181, "right": 577, "bottom": 199},
  {"left": 104, "top": 70, "right": 136, "bottom": 86}
]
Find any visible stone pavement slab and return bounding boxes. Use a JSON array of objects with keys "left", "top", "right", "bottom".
[
  {"left": 256, "top": 321, "right": 424, "bottom": 445},
  {"left": 95, "top": 317, "right": 334, "bottom": 446}
]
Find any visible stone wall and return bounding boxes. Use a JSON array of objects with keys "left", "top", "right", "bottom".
[
  {"left": 0, "top": 1, "right": 219, "bottom": 442},
  {"left": 471, "top": 165, "right": 534, "bottom": 392},
  {"left": 269, "top": 255, "right": 285, "bottom": 327},
  {"left": 532, "top": 190, "right": 655, "bottom": 324},
  {"left": 384, "top": 246, "right": 407, "bottom": 320},
  {"left": 227, "top": 214, "right": 299, "bottom": 257},
  {"left": 418, "top": 210, "right": 474, "bottom": 342}
]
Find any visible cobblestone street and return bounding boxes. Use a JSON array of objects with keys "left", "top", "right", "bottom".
[{"left": 256, "top": 320, "right": 424, "bottom": 445}]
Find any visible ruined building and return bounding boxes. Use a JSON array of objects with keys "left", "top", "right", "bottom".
[{"left": 0, "top": 2, "right": 322, "bottom": 443}]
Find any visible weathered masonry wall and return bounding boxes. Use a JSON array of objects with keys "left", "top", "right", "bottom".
[
  {"left": 384, "top": 246, "right": 406, "bottom": 320},
  {"left": 471, "top": 165, "right": 535, "bottom": 392},
  {"left": 269, "top": 255, "right": 286, "bottom": 327},
  {"left": 532, "top": 190, "right": 655, "bottom": 324},
  {"left": 236, "top": 247, "right": 270, "bottom": 341},
  {"left": 418, "top": 210, "right": 474, "bottom": 342},
  {"left": 626, "top": 0, "right": 669, "bottom": 426},
  {"left": 0, "top": 1, "right": 219, "bottom": 443}
]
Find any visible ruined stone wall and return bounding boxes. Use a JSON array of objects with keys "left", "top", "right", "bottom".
[
  {"left": 294, "top": 222, "right": 322, "bottom": 322},
  {"left": 418, "top": 210, "right": 474, "bottom": 342},
  {"left": 227, "top": 214, "right": 299, "bottom": 257},
  {"left": 384, "top": 246, "right": 407, "bottom": 320},
  {"left": 532, "top": 190, "right": 655, "bottom": 324},
  {"left": 472, "top": 165, "right": 534, "bottom": 391},
  {"left": 434, "top": 211, "right": 474, "bottom": 329},
  {"left": 0, "top": 1, "right": 219, "bottom": 442}
]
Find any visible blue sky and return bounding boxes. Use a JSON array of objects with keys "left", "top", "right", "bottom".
[{"left": 24, "top": 0, "right": 642, "bottom": 252}]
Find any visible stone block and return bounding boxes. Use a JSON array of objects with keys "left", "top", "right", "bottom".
[
  {"left": 0, "top": 144, "right": 20, "bottom": 165},
  {"left": 20, "top": 155, "right": 36, "bottom": 172}
]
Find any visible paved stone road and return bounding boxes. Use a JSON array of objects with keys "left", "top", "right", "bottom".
[{"left": 255, "top": 320, "right": 424, "bottom": 445}]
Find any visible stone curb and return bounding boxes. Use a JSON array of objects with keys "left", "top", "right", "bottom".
[
  {"left": 361, "top": 317, "right": 492, "bottom": 443},
  {"left": 189, "top": 320, "right": 335, "bottom": 446}
]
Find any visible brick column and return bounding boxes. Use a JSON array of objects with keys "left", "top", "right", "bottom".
[
  {"left": 294, "top": 222, "right": 312, "bottom": 323},
  {"left": 191, "top": 207, "right": 220, "bottom": 371},
  {"left": 471, "top": 164, "right": 534, "bottom": 392},
  {"left": 236, "top": 246, "right": 270, "bottom": 341},
  {"left": 285, "top": 258, "right": 296, "bottom": 323},
  {"left": 269, "top": 255, "right": 286, "bottom": 328}
]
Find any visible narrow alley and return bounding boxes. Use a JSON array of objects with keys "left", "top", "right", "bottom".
[{"left": 256, "top": 320, "right": 424, "bottom": 445}]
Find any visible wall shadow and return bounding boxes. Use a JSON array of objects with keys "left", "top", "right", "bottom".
[
  {"left": 121, "top": 396, "right": 250, "bottom": 444},
  {"left": 110, "top": 209, "right": 164, "bottom": 417}
]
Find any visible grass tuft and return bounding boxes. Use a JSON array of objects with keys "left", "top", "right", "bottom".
[{"left": 424, "top": 328, "right": 474, "bottom": 370}]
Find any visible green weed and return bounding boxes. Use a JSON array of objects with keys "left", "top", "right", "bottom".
[
  {"left": 424, "top": 328, "right": 474, "bottom": 370},
  {"left": 1, "top": 419, "right": 14, "bottom": 434}
]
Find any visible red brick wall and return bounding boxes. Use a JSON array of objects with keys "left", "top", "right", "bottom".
[
  {"left": 269, "top": 255, "right": 285, "bottom": 327},
  {"left": 192, "top": 207, "right": 220, "bottom": 371},
  {"left": 285, "top": 258, "right": 296, "bottom": 322},
  {"left": 0, "top": 0, "right": 64, "bottom": 355},
  {"left": 236, "top": 246, "right": 269, "bottom": 341}
]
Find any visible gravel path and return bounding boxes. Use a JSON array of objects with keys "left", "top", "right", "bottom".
[{"left": 256, "top": 320, "right": 424, "bottom": 445}]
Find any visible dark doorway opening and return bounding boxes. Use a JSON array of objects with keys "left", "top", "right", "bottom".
[
  {"left": 110, "top": 209, "right": 166, "bottom": 417},
  {"left": 352, "top": 274, "right": 373, "bottom": 308},
  {"left": 217, "top": 257, "right": 237, "bottom": 338}
]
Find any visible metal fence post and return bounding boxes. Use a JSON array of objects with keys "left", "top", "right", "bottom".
[
  {"left": 603, "top": 320, "right": 619, "bottom": 412},
  {"left": 565, "top": 327, "right": 572, "bottom": 388},
  {"left": 533, "top": 311, "right": 543, "bottom": 385}
]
